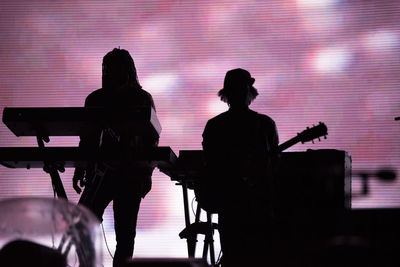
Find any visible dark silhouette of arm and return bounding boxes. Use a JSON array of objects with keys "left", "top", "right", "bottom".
[{"left": 73, "top": 91, "right": 102, "bottom": 194}]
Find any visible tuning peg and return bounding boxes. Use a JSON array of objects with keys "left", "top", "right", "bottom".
[
  {"left": 324, "top": 135, "right": 327, "bottom": 139},
  {"left": 312, "top": 140, "right": 314, "bottom": 144},
  {"left": 318, "top": 137, "right": 321, "bottom": 141}
]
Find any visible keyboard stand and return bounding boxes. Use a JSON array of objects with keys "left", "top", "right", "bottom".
[
  {"left": 176, "top": 180, "right": 218, "bottom": 266},
  {"left": 36, "top": 134, "right": 68, "bottom": 200}
]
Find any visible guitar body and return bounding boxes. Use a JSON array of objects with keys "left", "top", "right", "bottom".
[
  {"left": 78, "top": 164, "right": 108, "bottom": 210},
  {"left": 194, "top": 153, "right": 273, "bottom": 214}
]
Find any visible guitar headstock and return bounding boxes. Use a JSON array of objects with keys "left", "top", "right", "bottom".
[{"left": 298, "top": 122, "right": 328, "bottom": 144}]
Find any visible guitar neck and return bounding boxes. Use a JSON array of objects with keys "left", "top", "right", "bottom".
[
  {"left": 278, "top": 136, "right": 300, "bottom": 152},
  {"left": 275, "top": 122, "right": 327, "bottom": 153}
]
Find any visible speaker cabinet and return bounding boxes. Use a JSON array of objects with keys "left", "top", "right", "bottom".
[{"left": 275, "top": 149, "right": 351, "bottom": 220}]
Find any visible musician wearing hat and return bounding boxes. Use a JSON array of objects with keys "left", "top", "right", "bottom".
[{"left": 201, "top": 68, "right": 279, "bottom": 267}]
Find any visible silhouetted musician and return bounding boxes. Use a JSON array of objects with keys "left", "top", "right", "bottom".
[
  {"left": 72, "top": 48, "right": 158, "bottom": 267},
  {"left": 200, "top": 69, "right": 279, "bottom": 267}
]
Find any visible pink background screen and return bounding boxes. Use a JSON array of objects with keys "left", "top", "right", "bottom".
[{"left": 0, "top": 0, "right": 399, "bottom": 262}]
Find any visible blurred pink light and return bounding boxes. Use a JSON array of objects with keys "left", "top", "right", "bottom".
[
  {"left": 363, "top": 30, "right": 400, "bottom": 53},
  {"left": 297, "top": 0, "right": 337, "bottom": 8},
  {"left": 313, "top": 46, "right": 352, "bottom": 74},
  {"left": 297, "top": 0, "right": 343, "bottom": 32},
  {"left": 142, "top": 73, "right": 179, "bottom": 95},
  {"left": 207, "top": 98, "right": 228, "bottom": 116}
]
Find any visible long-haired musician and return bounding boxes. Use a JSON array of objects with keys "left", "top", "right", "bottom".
[{"left": 72, "top": 48, "right": 158, "bottom": 267}]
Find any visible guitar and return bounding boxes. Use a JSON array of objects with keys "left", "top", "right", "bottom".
[
  {"left": 277, "top": 122, "right": 328, "bottom": 152},
  {"left": 195, "top": 122, "right": 328, "bottom": 213}
]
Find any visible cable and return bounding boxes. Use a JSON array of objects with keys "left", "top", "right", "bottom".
[
  {"left": 53, "top": 184, "right": 56, "bottom": 199},
  {"left": 101, "top": 223, "right": 114, "bottom": 260},
  {"left": 191, "top": 196, "right": 197, "bottom": 217},
  {"left": 215, "top": 250, "right": 223, "bottom": 267}
]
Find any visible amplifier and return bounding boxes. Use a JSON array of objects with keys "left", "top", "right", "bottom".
[{"left": 274, "top": 149, "right": 352, "bottom": 220}]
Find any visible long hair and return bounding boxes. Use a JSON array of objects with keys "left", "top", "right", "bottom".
[{"left": 102, "top": 48, "right": 141, "bottom": 90}]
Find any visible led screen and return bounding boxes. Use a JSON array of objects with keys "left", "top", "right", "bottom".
[{"left": 0, "top": 0, "right": 400, "bottom": 265}]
